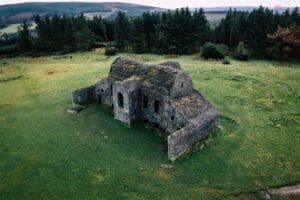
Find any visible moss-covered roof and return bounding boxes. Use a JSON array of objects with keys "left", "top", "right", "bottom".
[
  {"left": 108, "top": 56, "right": 189, "bottom": 95},
  {"left": 172, "top": 91, "right": 212, "bottom": 119}
]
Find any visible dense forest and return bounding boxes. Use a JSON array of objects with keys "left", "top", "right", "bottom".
[{"left": 0, "top": 6, "right": 299, "bottom": 60}]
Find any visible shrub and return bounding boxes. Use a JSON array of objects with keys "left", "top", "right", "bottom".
[
  {"left": 217, "top": 43, "right": 229, "bottom": 55},
  {"left": 105, "top": 47, "right": 117, "bottom": 56},
  {"left": 0, "top": 44, "right": 18, "bottom": 55},
  {"left": 201, "top": 42, "right": 225, "bottom": 59},
  {"left": 222, "top": 58, "right": 230, "bottom": 65},
  {"left": 234, "top": 42, "right": 249, "bottom": 61},
  {"left": 266, "top": 25, "right": 300, "bottom": 61}
]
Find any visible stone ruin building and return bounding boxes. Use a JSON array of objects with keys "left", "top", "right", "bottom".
[{"left": 71, "top": 57, "right": 220, "bottom": 160}]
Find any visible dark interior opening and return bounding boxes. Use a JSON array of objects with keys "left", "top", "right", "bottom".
[
  {"left": 110, "top": 85, "right": 113, "bottom": 96},
  {"left": 98, "top": 95, "right": 101, "bottom": 104},
  {"left": 154, "top": 99, "right": 160, "bottom": 114},
  {"left": 181, "top": 83, "right": 184, "bottom": 88},
  {"left": 171, "top": 115, "right": 174, "bottom": 121},
  {"left": 143, "top": 95, "right": 148, "bottom": 109},
  {"left": 118, "top": 92, "right": 124, "bottom": 108}
]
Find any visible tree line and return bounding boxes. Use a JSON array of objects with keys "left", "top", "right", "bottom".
[{"left": 1, "top": 6, "right": 299, "bottom": 60}]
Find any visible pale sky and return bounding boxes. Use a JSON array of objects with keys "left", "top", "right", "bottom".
[{"left": 0, "top": 0, "right": 299, "bottom": 8}]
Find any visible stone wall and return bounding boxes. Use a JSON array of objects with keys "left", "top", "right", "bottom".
[
  {"left": 94, "top": 78, "right": 113, "bottom": 107},
  {"left": 71, "top": 85, "right": 95, "bottom": 105},
  {"left": 167, "top": 109, "right": 220, "bottom": 161},
  {"left": 113, "top": 79, "right": 141, "bottom": 124},
  {"left": 169, "top": 71, "right": 194, "bottom": 98},
  {"left": 140, "top": 87, "right": 188, "bottom": 133}
]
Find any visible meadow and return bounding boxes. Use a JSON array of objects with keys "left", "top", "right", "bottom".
[
  {"left": 0, "top": 23, "right": 36, "bottom": 36},
  {"left": 0, "top": 51, "right": 299, "bottom": 199}
]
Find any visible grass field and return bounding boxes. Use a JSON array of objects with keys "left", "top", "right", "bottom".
[
  {"left": 0, "top": 51, "right": 299, "bottom": 199},
  {"left": 0, "top": 23, "right": 36, "bottom": 36}
]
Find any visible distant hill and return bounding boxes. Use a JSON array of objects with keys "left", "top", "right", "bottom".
[
  {"left": 0, "top": 2, "right": 166, "bottom": 27},
  {"left": 199, "top": 6, "right": 294, "bottom": 13}
]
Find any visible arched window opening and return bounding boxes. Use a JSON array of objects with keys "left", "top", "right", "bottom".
[
  {"left": 143, "top": 95, "right": 148, "bottom": 109},
  {"left": 154, "top": 100, "right": 160, "bottom": 114},
  {"left": 118, "top": 92, "right": 124, "bottom": 108},
  {"left": 181, "top": 83, "right": 184, "bottom": 88}
]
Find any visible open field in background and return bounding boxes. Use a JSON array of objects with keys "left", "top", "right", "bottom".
[
  {"left": 0, "top": 23, "right": 36, "bottom": 35},
  {"left": 0, "top": 51, "right": 299, "bottom": 199},
  {"left": 205, "top": 12, "right": 226, "bottom": 21}
]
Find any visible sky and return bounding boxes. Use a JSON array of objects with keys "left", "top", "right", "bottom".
[{"left": 0, "top": 0, "right": 299, "bottom": 8}]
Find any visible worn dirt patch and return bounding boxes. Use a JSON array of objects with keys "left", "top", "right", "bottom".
[
  {"left": 46, "top": 67, "right": 70, "bottom": 75},
  {"left": 268, "top": 183, "right": 300, "bottom": 196},
  {"left": 155, "top": 163, "right": 174, "bottom": 180}
]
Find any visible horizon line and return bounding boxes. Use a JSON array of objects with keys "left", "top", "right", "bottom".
[{"left": 0, "top": 1, "right": 298, "bottom": 9}]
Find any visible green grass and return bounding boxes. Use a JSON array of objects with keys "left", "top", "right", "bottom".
[
  {"left": 0, "top": 23, "right": 36, "bottom": 35},
  {"left": 0, "top": 52, "right": 299, "bottom": 199}
]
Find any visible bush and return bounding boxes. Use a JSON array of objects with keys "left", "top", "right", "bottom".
[
  {"left": 217, "top": 43, "right": 229, "bottom": 55},
  {"left": 0, "top": 44, "right": 18, "bottom": 55},
  {"left": 222, "top": 58, "right": 230, "bottom": 65},
  {"left": 105, "top": 47, "right": 117, "bottom": 56},
  {"left": 234, "top": 42, "right": 249, "bottom": 61},
  {"left": 266, "top": 25, "right": 300, "bottom": 61},
  {"left": 201, "top": 42, "right": 225, "bottom": 59}
]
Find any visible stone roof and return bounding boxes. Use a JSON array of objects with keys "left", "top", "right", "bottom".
[
  {"left": 109, "top": 56, "right": 192, "bottom": 97},
  {"left": 172, "top": 91, "right": 213, "bottom": 120}
]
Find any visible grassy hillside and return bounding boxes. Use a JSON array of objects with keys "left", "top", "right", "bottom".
[{"left": 0, "top": 51, "right": 299, "bottom": 199}]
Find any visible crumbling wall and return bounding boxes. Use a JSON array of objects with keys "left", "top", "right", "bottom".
[
  {"left": 94, "top": 78, "right": 113, "bottom": 107},
  {"left": 140, "top": 88, "right": 188, "bottom": 133},
  {"left": 71, "top": 85, "right": 95, "bottom": 105},
  {"left": 169, "top": 71, "right": 194, "bottom": 98},
  {"left": 113, "top": 78, "right": 141, "bottom": 125},
  {"left": 167, "top": 109, "right": 220, "bottom": 161}
]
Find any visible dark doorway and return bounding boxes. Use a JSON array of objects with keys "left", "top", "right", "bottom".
[
  {"left": 118, "top": 92, "right": 124, "bottom": 108},
  {"left": 154, "top": 100, "right": 160, "bottom": 114},
  {"left": 97, "top": 95, "right": 102, "bottom": 104},
  {"left": 143, "top": 95, "right": 148, "bottom": 109}
]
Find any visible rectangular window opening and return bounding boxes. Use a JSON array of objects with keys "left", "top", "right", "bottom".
[
  {"left": 143, "top": 95, "right": 148, "bottom": 109},
  {"left": 171, "top": 115, "right": 175, "bottom": 121},
  {"left": 154, "top": 100, "right": 160, "bottom": 114}
]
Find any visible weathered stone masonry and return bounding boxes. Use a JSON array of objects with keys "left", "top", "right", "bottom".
[{"left": 71, "top": 57, "right": 220, "bottom": 160}]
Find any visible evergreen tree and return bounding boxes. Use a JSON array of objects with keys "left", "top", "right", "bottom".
[
  {"left": 18, "top": 21, "right": 32, "bottom": 52},
  {"left": 193, "top": 8, "right": 210, "bottom": 49},
  {"left": 290, "top": 7, "right": 300, "bottom": 25},
  {"left": 245, "top": 6, "right": 275, "bottom": 57},
  {"left": 74, "top": 14, "right": 95, "bottom": 51},
  {"left": 88, "top": 16, "right": 108, "bottom": 42},
  {"left": 131, "top": 17, "right": 146, "bottom": 53},
  {"left": 11, "top": 6, "right": 300, "bottom": 60},
  {"left": 114, "top": 12, "right": 131, "bottom": 52}
]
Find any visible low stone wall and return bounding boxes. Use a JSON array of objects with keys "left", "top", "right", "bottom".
[
  {"left": 167, "top": 110, "right": 220, "bottom": 161},
  {"left": 71, "top": 85, "right": 95, "bottom": 105}
]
